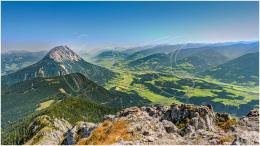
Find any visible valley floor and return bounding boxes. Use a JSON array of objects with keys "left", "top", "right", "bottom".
[{"left": 97, "top": 58, "right": 259, "bottom": 117}]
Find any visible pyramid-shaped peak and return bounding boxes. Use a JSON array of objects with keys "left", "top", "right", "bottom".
[
  {"left": 50, "top": 45, "right": 70, "bottom": 51},
  {"left": 46, "top": 45, "right": 81, "bottom": 62}
]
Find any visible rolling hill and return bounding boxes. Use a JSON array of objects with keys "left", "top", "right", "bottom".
[
  {"left": 125, "top": 41, "right": 258, "bottom": 61},
  {"left": 95, "top": 50, "right": 127, "bottom": 59},
  {"left": 213, "top": 41, "right": 259, "bottom": 60},
  {"left": 128, "top": 53, "right": 171, "bottom": 68},
  {"left": 202, "top": 52, "right": 259, "bottom": 85},
  {"left": 2, "top": 46, "right": 116, "bottom": 86},
  {"left": 128, "top": 49, "right": 229, "bottom": 72},
  {"left": 125, "top": 43, "right": 207, "bottom": 61}
]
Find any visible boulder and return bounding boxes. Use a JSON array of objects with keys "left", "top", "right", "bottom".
[
  {"left": 63, "top": 121, "right": 96, "bottom": 144},
  {"left": 103, "top": 114, "right": 116, "bottom": 121},
  {"left": 246, "top": 109, "right": 259, "bottom": 117},
  {"left": 162, "top": 104, "right": 215, "bottom": 131},
  {"left": 162, "top": 120, "right": 178, "bottom": 133}
]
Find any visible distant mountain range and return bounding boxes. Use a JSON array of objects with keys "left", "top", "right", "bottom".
[
  {"left": 1, "top": 50, "right": 47, "bottom": 75},
  {"left": 125, "top": 43, "right": 208, "bottom": 61},
  {"left": 128, "top": 49, "right": 229, "bottom": 72},
  {"left": 125, "top": 42, "right": 259, "bottom": 84},
  {"left": 2, "top": 46, "right": 117, "bottom": 86}
]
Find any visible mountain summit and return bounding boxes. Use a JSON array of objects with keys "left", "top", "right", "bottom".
[
  {"left": 2, "top": 46, "right": 116, "bottom": 85},
  {"left": 45, "top": 46, "right": 81, "bottom": 62}
]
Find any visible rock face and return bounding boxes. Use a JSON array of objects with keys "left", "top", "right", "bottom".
[
  {"left": 25, "top": 115, "right": 72, "bottom": 145},
  {"left": 25, "top": 104, "right": 259, "bottom": 145},
  {"left": 63, "top": 122, "right": 97, "bottom": 145},
  {"left": 162, "top": 104, "right": 215, "bottom": 132},
  {"left": 231, "top": 109, "right": 259, "bottom": 145},
  {"left": 46, "top": 46, "right": 81, "bottom": 63}
]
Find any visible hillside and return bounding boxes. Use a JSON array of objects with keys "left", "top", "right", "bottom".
[
  {"left": 125, "top": 42, "right": 258, "bottom": 62},
  {"left": 1, "top": 73, "right": 107, "bottom": 126},
  {"left": 213, "top": 41, "right": 259, "bottom": 60},
  {"left": 1, "top": 73, "right": 150, "bottom": 127},
  {"left": 1, "top": 50, "right": 47, "bottom": 75},
  {"left": 202, "top": 53, "right": 259, "bottom": 85},
  {"left": 1, "top": 97, "right": 116, "bottom": 145},
  {"left": 128, "top": 49, "right": 228, "bottom": 72},
  {"left": 2, "top": 46, "right": 116, "bottom": 85},
  {"left": 95, "top": 50, "right": 127, "bottom": 59},
  {"left": 128, "top": 53, "right": 171, "bottom": 68},
  {"left": 125, "top": 43, "right": 207, "bottom": 61}
]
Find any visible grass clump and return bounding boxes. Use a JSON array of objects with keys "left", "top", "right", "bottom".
[
  {"left": 78, "top": 119, "right": 132, "bottom": 145},
  {"left": 217, "top": 118, "right": 238, "bottom": 132},
  {"left": 219, "top": 134, "right": 235, "bottom": 144},
  {"left": 36, "top": 100, "right": 56, "bottom": 111}
]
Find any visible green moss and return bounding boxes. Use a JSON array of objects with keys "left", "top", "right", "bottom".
[{"left": 175, "top": 117, "right": 191, "bottom": 129}]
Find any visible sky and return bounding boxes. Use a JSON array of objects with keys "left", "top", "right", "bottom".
[{"left": 1, "top": 1, "right": 259, "bottom": 52}]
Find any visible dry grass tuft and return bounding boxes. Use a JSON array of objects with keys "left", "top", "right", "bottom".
[
  {"left": 217, "top": 118, "right": 238, "bottom": 131},
  {"left": 219, "top": 134, "right": 234, "bottom": 144},
  {"left": 77, "top": 119, "right": 132, "bottom": 145}
]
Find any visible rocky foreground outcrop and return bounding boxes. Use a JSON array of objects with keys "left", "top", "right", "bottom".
[
  {"left": 25, "top": 115, "right": 72, "bottom": 145},
  {"left": 25, "top": 104, "right": 259, "bottom": 145}
]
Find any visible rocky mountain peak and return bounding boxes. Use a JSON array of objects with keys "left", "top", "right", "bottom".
[{"left": 46, "top": 45, "right": 81, "bottom": 62}]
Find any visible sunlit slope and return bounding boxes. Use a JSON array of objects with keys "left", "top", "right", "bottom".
[{"left": 202, "top": 53, "right": 259, "bottom": 85}]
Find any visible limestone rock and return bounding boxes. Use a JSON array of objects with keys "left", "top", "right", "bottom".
[
  {"left": 162, "top": 104, "right": 215, "bottom": 132},
  {"left": 25, "top": 115, "right": 72, "bottom": 145},
  {"left": 23, "top": 104, "right": 259, "bottom": 145},
  {"left": 103, "top": 114, "right": 116, "bottom": 121},
  {"left": 162, "top": 120, "right": 178, "bottom": 133},
  {"left": 63, "top": 121, "right": 96, "bottom": 144}
]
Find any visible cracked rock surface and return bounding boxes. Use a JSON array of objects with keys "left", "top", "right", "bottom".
[{"left": 26, "top": 104, "right": 259, "bottom": 145}]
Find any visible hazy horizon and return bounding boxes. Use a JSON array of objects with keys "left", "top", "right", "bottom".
[
  {"left": 1, "top": 40, "right": 259, "bottom": 55},
  {"left": 2, "top": 1, "right": 259, "bottom": 52}
]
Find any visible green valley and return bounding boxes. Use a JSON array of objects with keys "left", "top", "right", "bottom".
[{"left": 95, "top": 50, "right": 259, "bottom": 117}]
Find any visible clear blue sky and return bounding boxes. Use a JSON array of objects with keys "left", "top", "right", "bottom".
[{"left": 2, "top": 1, "right": 259, "bottom": 52}]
